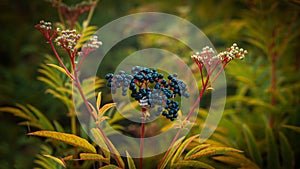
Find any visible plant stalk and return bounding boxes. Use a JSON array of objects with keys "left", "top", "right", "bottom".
[
  {"left": 140, "top": 107, "right": 146, "bottom": 169},
  {"left": 158, "top": 72, "right": 210, "bottom": 169}
]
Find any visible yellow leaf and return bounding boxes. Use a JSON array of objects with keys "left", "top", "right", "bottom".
[
  {"left": 79, "top": 153, "right": 110, "bottom": 164},
  {"left": 63, "top": 155, "right": 73, "bottom": 161},
  {"left": 91, "top": 128, "right": 110, "bottom": 159},
  {"left": 98, "top": 103, "right": 116, "bottom": 118},
  {"left": 186, "top": 147, "right": 243, "bottom": 160},
  {"left": 46, "top": 64, "right": 72, "bottom": 79},
  {"left": 96, "top": 92, "right": 102, "bottom": 110},
  {"left": 28, "top": 131, "right": 96, "bottom": 153},
  {"left": 43, "top": 154, "right": 66, "bottom": 168},
  {"left": 0, "top": 107, "right": 32, "bottom": 120}
]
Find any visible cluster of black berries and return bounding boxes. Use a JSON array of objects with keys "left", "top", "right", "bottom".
[{"left": 105, "top": 66, "right": 189, "bottom": 121}]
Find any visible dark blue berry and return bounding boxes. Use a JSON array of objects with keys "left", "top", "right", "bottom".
[
  {"left": 155, "top": 83, "right": 160, "bottom": 89},
  {"left": 158, "top": 74, "right": 164, "bottom": 79}
]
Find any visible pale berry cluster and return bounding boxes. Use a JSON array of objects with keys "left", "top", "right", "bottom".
[
  {"left": 35, "top": 20, "right": 57, "bottom": 41},
  {"left": 55, "top": 29, "right": 81, "bottom": 53},
  {"left": 38, "top": 20, "right": 52, "bottom": 30},
  {"left": 191, "top": 46, "right": 216, "bottom": 66},
  {"left": 83, "top": 36, "right": 102, "bottom": 49},
  {"left": 191, "top": 43, "right": 248, "bottom": 65},
  {"left": 217, "top": 43, "right": 248, "bottom": 62}
]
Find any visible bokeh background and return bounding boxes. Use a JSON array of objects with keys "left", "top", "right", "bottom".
[{"left": 0, "top": 0, "right": 299, "bottom": 168}]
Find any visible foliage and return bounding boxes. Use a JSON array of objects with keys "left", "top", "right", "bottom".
[{"left": 1, "top": 0, "right": 299, "bottom": 169}]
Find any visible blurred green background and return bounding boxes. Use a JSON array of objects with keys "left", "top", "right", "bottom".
[{"left": 0, "top": 0, "right": 299, "bottom": 168}]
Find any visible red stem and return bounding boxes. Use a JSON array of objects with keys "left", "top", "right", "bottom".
[
  {"left": 50, "top": 43, "right": 124, "bottom": 168},
  {"left": 48, "top": 40, "right": 75, "bottom": 80},
  {"left": 140, "top": 107, "right": 147, "bottom": 169},
  {"left": 72, "top": 60, "right": 124, "bottom": 168},
  {"left": 209, "top": 62, "right": 227, "bottom": 86},
  {"left": 158, "top": 69, "right": 210, "bottom": 169}
]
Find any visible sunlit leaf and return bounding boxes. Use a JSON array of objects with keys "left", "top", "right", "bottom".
[
  {"left": 96, "top": 92, "right": 102, "bottom": 110},
  {"left": 282, "top": 124, "right": 300, "bottom": 134},
  {"left": 0, "top": 107, "right": 32, "bottom": 120},
  {"left": 171, "top": 134, "right": 200, "bottom": 166},
  {"left": 185, "top": 147, "right": 242, "bottom": 160},
  {"left": 79, "top": 153, "right": 109, "bottom": 164},
  {"left": 158, "top": 136, "right": 185, "bottom": 169},
  {"left": 28, "top": 131, "right": 96, "bottom": 153},
  {"left": 90, "top": 128, "right": 110, "bottom": 159},
  {"left": 98, "top": 103, "right": 116, "bottom": 119},
  {"left": 46, "top": 64, "right": 72, "bottom": 79},
  {"left": 43, "top": 155, "right": 66, "bottom": 168},
  {"left": 184, "top": 144, "right": 210, "bottom": 159},
  {"left": 212, "top": 152, "right": 260, "bottom": 169}
]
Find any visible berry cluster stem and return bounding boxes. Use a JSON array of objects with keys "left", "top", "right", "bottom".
[
  {"left": 158, "top": 69, "right": 211, "bottom": 169},
  {"left": 140, "top": 107, "right": 147, "bottom": 169}
]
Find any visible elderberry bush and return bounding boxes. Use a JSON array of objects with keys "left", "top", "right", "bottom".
[{"left": 105, "top": 66, "right": 189, "bottom": 121}]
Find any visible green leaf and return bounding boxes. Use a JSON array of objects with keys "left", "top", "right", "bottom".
[
  {"left": 36, "top": 154, "right": 57, "bottom": 169},
  {"left": 91, "top": 128, "right": 110, "bottom": 159},
  {"left": 102, "top": 132, "right": 125, "bottom": 168},
  {"left": 212, "top": 152, "right": 260, "bottom": 169},
  {"left": 282, "top": 124, "right": 300, "bottom": 134},
  {"left": 37, "top": 76, "right": 57, "bottom": 89},
  {"left": 126, "top": 151, "right": 136, "bottom": 169},
  {"left": 27, "top": 104, "right": 54, "bottom": 130},
  {"left": 172, "top": 160, "right": 214, "bottom": 169},
  {"left": 184, "top": 144, "right": 210, "bottom": 159},
  {"left": 158, "top": 136, "right": 185, "bottom": 169},
  {"left": 18, "top": 121, "right": 43, "bottom": 129},
  {"left": 28, "top": 131, "right": 96, "bottom": 153},
  {"left": 34, "top": 159, "right": 54, "bottom": 169},
  {"left": 266, "top": 125, "right": 280, "bottom": 169},
  {"left": 38, "top": 68, "right": 60, "bottom": 87},
  {"left": 171, "top": 134, "right": 200, "bottom": 166},
  {"left": 53, "top": 120, "right": 65, "bottom": 133},
  {"left": 98, "top": 164, "right": 121, "bottom": 169},
  {"left": 279, "top": 132, "right": 294, "bottom": 169},
  {"left": 242, "top": 124, "right": 262, "bottom": 166},
  {"left": 43, "top": 155, "right": 66, "bottom": 168},
  {"left": 45, "top": 89, "right": 73, "bottom": 107},
  {"left": 226, "top": 96, "right": 278, "bottom": 113},
  {"left": 79, "top": 153, "right": 110, "bottom": 164},
  {"left": 185, "top": 147, "right": 242, "bottom": 160}
]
